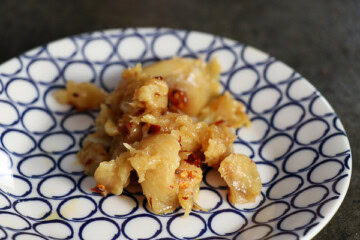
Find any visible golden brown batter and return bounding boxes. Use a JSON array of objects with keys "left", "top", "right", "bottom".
[{"left": 57, "top": 57, "right": 261, "bottom": 216}]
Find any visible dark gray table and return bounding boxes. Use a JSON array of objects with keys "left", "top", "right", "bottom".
[{"left": 1, "top": 1, "right": 359, "bottom": 239}]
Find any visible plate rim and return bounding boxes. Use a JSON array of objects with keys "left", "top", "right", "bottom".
[{"left": 0, "top": 27, "right": 353, "bottom": 240}]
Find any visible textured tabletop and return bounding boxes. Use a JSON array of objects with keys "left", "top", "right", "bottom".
[{"left": 0, "top": 0, "right": 359, "bottom": 239}]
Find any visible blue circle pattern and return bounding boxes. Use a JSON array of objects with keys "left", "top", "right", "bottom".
[
  {"left": 21, "top": 107, "right": 57, "bottom": 135},
  {"left": 13, "top": 197, "right": 52, "bottom": 220},
  {"left": 26, "top": 58, "right": 61, "bottom": 86},
  {"left": 0, "top": 77, "right": 4, "bottom": 94},
  {"left": 17, "top": 154, "right": 56, "bottom": 178},
  {"left": 0, "top": 192, "right": 11, "bottom": 210},
  {"left": 57, "top": 195, "right": 97, "bottom": 221},
  {"left": 4, "top": 78, "right": 40, "bottom": 106},
  {"left": 0, "top": 28, "right": 351, "bottom": 239},
  {"left": 62, "top": 60, "right": 96, "bottom": 84}
]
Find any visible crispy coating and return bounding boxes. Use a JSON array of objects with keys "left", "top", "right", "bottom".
[
  {"left": 58, "top": 57, "right": 259, "bottom": 215},
  {"left": 78, "top": 142, "right": 110, "bottom": 175},
  {"left": 94, "top": 152, "right": 132, "bottom": 195},
  {"left": 199, "top": 91, "right": 251, "bottom": 128},
  {"left": 176, "top": 158, "right": 203, "bottom": 216},
  {"left": 137, "top": 134, "right": 181, "bottom": 214},
  {"left": 200, "top": 123, "right": 236, "bottom": 167},
  {"left": 143, "top": 58, "right": 221, "bottom": 116},
  {"left": 55, "top": 81, "right": 107, "bottom": 111},
  {"left": 219, "top": 154, "right": 262, "bottom": 204}
]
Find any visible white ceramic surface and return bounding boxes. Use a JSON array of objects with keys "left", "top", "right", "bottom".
[{"left": 0, "top": 28, "right": 352, "bottom": 240}]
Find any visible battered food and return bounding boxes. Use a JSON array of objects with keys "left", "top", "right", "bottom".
[{"left": 57, "top": 57, "right": 261, "bottom": 216}]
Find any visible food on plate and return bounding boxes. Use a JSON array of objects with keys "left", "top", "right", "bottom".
[
  {"left": 57, "top": 57, "right": 261, "bottom": 216},
  {"left": 56, "top": 80, "right": 107, "bottom": 111},
  {"left": 219, "top": 154, "right": 262, "bottom": 204}
]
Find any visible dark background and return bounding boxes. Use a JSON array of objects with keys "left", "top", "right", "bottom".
[{"left": 1, "top": 1, "right": 359, "bottom": 239}]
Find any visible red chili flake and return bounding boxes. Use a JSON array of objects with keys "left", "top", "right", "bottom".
[
  {"left": 122, "top": 126, "right": 130, "bottom": 136},
  {"left": 123, "top": 122, "right": 135, "bottom": 136},
  {"left": 178, "top": 136, "right": 183, "bottom": 149},
  {"left": 182, "top": 197, "right": 188, "bottom": 200},
  {"left": 149, "top": 197, "right": 153, "bottom": 207},
  {"left": 199, "top": 154, "right": 206, "bottom": 162},
  {"left": 85, "top": 159, "right": 93, "bottom": 166},
  {"left": 91, "top": 184, "right": 108, "bottom": 197},
  {"left": 168, "top": 105, "right": 180, "bottom": 113},
  {"left": 188, "top": 171, "right": 193, "bottom": 179},
  {"left": 168, "top": 89, "right": 188, "bottom": 111},
  {"left": 136, "top": 108, "right": 145, "bottom": 115},
  {"left": 214, "top": 120, "right": 225, "bottom": 125},
  {"left": 169, "top": 185, "right": 174, "bottom": 189},
  {"left": 185, "top": 153, "right": 201, "bottom": 167},
  {"left": 154, "top": 76, "right": 163, "bottom": 80},
  {"left": 148, "top": 124, "right": 161, "bottom": 134}
]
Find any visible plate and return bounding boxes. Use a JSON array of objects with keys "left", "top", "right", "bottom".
[{"left": 0, "top": 28, "right": 352, "bottom": 240}]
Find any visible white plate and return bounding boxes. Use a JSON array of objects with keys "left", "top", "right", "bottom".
[{"left": 0, "top": 28, "right": 352, "bottom": 240}]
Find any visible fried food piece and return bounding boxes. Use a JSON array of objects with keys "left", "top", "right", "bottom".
[
  {"left": 126, "top": 134, "right": 181, "bottom": 183},
  {"left": 136, "top": 134, "right": 181, "bottom": 214},
  {"left": 176, "top": 157, "right": 203, "bottom": 216},
  {"left": 106, "top": 64, "right": 146, "bottom": 117},
  {"left": 97, "top": 104, "right": 119, "bottom": 137},
  {"left": 78, "top": 104, "right": 114, "bottom": 174},
  {"left": 199, "top": 91, "right": 251, "bottom": 128},
  {"left": 140, "top": 112, "right": 207, "bottom": 152},
  {"left": 218, "top": 154, "right": 262, "bottom": 204},
  {"left": 107, "top": 64, "right": 168, "bottom": 117},
  {"left": 133, "top": 77, "right": 168, "bottom": 113},
  {"left": 143, "top": 58, "right": 221, "bottom": 116},
  {"left": 78, "top": 142, "right": 110, "bottom": 175},
  {"left": 200, "top": 123, "right": 236, "bottom": 167},
  {"left": 57, "top": 57, "right": 261, "bottom": 216},
  {"left": 95, "top": 134, "right": 182, "bottom": 214},
  {"left": 94, "top": 152, "right": 133, "bottom": 195},
  {"left": 55, "top": 81, "right": 107, "bottom": 111}
]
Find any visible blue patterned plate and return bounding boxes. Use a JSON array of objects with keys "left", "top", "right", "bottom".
[{"left": 0, "top": 28, "right": 352, "bottom": 240}]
